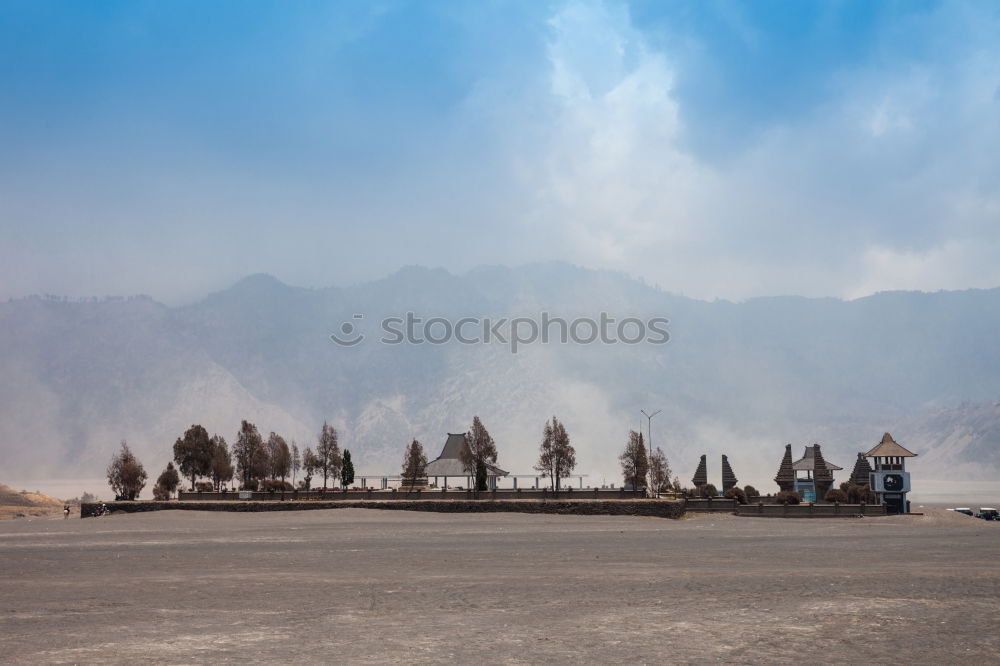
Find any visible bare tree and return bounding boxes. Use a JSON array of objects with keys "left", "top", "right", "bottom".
[
  {"left": 647, "top": 446, "right": 673, "bottom": 496},
  {"left": 209, "top": 435, "right": 234, "bottom": 491},
  {"left": 106, "top": 440, "right": 148, "bottom": 500},
  {"left": 619, "top": 430, "right": 649, "bottom": 492},
  {"left": 315, "top": 421, "right": 342, "bottom": 490},
  {"left": 401, "top": 439, "right": 428, "bottom": 493},
  {"left": 460, "top": 416, "right": 498, "bottom": 492},
  {"left": 535, "top": 416, "right": 576, "bottom": 490},
  {"left": 233, "top": 420, "right": 264, "bottom": 490},
  {"left": 301, "top": 447, "right": 318, "bottom": 490},
  {"left": 267, "top": 432, "right": 292, "bottom": 489}
]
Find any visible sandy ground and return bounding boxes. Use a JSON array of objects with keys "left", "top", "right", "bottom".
[{"left": 1, "top": 508, "right": 997, "bottom": 665}]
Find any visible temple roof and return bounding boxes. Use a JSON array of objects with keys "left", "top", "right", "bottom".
[
  {"left": 425, "top": 433, "right": 508, "bottom": 477},
  {"left": 792, "top": 445, "right": 843, "bottom": 471},
  {"left": 864, "top": 432, "right": 917, "bottom": 458}
]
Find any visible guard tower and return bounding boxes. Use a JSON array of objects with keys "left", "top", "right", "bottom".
[
  {"left": 864, "top": 432, "right": 917, "bottom": 514},
  {"left": 692, "top": 455, "right": 708, "bottom": 488},
  {"left": 721, "top": 455, "right": 738, "bottom": 491}
]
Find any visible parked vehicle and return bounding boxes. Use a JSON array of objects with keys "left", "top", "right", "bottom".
[
  {"left": 954, "top": 507, "right": 974, "bottom": 516},
  {"left": 976, "top": 507, "right": 998, "bottom": 520}
]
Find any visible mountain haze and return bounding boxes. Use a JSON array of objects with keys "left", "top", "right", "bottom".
[{"left": 2, "top": 264, "right": 998, "bottom": 489}]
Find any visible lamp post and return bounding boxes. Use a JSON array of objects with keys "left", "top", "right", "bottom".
[{"left": 640, "top": 409, "right": 661, "bottom": 496}]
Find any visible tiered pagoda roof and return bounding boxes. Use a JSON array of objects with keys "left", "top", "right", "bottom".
[
  {"left": 774, "top": 444, "right": 794, "bottom": 492},
  {"left": 721, "top": 455, "right": 738, "bottom": 490},
  {"left": 849, "top": 452, "right": 873, "bottom": 486},
  {"left": 692, "top": 454, "right": 708, "bottom": 488}
]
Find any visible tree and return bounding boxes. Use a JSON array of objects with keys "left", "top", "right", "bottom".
[
  {"left": 341, "top": 449, "right": 355, "bottom": 488},
  {"left": 233, "top": 420, "right": 265, "bottom": 490},
  {"left": 619, "top": 430, "right": 648, "bottom": 492},
  {"left": 106, "top": 440, "right": 148, "bottom": 501},
  {"left": 291, "top": 443, "right": 301, "bottom": 486},
  {"left": 401, "top": 439, "right": 428, "bottom": 493},
  {"left": 153, "top": 462, "right": 181, "bottom": 500},
  {"left": 647, "top": 446, "right": 673, "bottom": 495},
  {"left": 301, "top": 447, "right": 318, "bottom": 490},
  {"left": 209, "top": 435, "right": 234, "bottom": 491},
  {"left": 535, "top": 416, "right": 576, "bottom": 490},
  {"left": 460, "top": 416, "right": 498, "bottom": 492},
  {"left": 316, "top": 421, "right": 342, "bottom": 490},
  {"left": 173, "top": 424, "right": 214, "bottom": 490},
  {"left": 267, "top": 432, "right": 292, "bottom": 486}
]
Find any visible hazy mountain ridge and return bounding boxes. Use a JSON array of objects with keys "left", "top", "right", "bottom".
[{"left": 2, "top": 264, "right": 998, "bottom": 485}]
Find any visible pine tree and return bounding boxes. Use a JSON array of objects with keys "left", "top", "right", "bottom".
[
  {"left": 401, "top": 439, "right": 428, "bottom": 493},
  {"left": 619, "top": 430, "right": 649, "bottom": 492},
  {"left": 535, "top": 416, "right": 576, "bottom": 490},
  {"left": 460, "top": 416, "right": 498, "bottom": 491},
  {"left": 316, "top": 421, "right": 342, "bottom": 490},
  {"left": 341, "top": 449, "right": 355, "bottom": 488}
]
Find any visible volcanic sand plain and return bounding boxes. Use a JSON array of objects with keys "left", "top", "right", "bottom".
[{"left": 1, "top": 507, "right": 997, "bottom": 664}]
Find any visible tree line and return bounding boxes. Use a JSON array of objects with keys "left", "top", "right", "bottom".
[{"left": 107, "top": 415, "right": 675, "bottom": 500}]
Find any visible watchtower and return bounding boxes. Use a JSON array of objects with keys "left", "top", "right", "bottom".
[{"left": 864, "top": 432, "right": 917, "bottom": 514}]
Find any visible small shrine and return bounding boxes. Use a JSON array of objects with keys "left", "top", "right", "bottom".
[{"left": 791, "top": 444, "right": 841, "bottom": 502}]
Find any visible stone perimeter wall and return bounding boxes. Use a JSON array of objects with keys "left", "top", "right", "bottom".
[
  {"left": 177, "top": 489, "right": 647, "bottom": 501},
  {"left": 82, "top": 499, "right": 686, "bottom": 519}
]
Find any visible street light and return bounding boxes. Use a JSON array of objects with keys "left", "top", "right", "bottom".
[{"left": 640, "top": 409, "right": 662, "bottom": 496}]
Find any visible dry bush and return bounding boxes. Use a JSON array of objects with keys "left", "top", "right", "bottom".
[
  {"left": 775, "top": 490, "right": 801, "bottom": 505},
  {"left": 824, "top": 488, "right": 849, "bottom": 503},
  {"left": 194, "top": 481, "right": 214, "bottom": 492},
  {"left": 743, "top": 485, "right": 760, "bottom": 499},
  {"left": 697, "top": 484, "right": 718, "bottom": 498},
  {"left": 724, "top": 486, "right": 748, "bottom": 504}
]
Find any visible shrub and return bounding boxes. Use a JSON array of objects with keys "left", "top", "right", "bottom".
[
  {"left": 195, "top": 481, "right": 214, "bottom": 492},
  {"left": 724, "top": 486, "right": 748, "bottom": 504},
  {"left": 152, "top": 483, "right": 170, "bottom": 501},
  {"left": 262, "top": 479, "right": 293, "bottom": 492},
  {"left": 743, "top": 485, "right": 760, "bottom": 499},
  {"left": 857, "top": 484, "right": 877, "bottom": 504},
  {"left": 775, "top": 490, "right": 801, "bottom": 505},
  {"left": 824, "top": 488, "right": 849, "bottom": 503},
  {"left": 697, "top": 484, "right": 718, "bottom": 498}
]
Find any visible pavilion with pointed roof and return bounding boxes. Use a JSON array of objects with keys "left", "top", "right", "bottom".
[
  {"left": 425, "top": 433, "right": 509, "bottom": 490},
  {"left": 790, "top": 444, "right": 841, "bottom": 502}
]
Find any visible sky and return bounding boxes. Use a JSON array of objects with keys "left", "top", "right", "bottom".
[{"left": 1, "top": 0, "right": 998, "bottom": 304}]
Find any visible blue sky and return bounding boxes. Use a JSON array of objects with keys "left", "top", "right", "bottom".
[{"left": 1, "top": 0, "right": 997, "bottom": 302}]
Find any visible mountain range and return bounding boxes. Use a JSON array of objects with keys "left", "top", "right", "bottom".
[{"left": 2, "top": 263, "right": 998, "bottom": 489}]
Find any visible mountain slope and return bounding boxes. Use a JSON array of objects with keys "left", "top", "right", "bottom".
[{"left": 1, "top": 264, "right": 998, "bottom": 486}]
